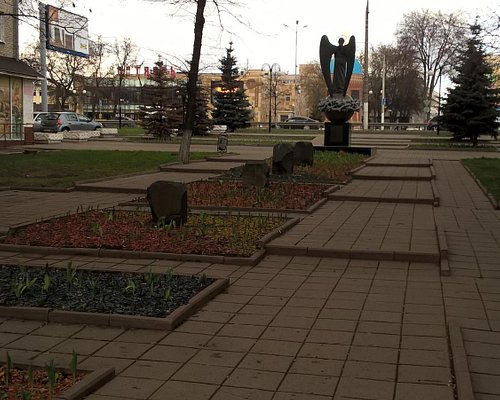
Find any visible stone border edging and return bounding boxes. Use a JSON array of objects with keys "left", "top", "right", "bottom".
[
  {"left": 327, "top": 194, "right": 436, "bottom": 205},
  {"left": 461, "top": 162, "right": 499, "bottom": 210},
  {"left": 436, "top": 226, "right": 450, "bottom": 276},
  {"left": 264, "top": 244, "right": 440, "bottom": 263},
  {"left": 0, "top": 278, "right": 229, "bottom": 331},
  {"left": 56, "top": 367, "right": 115, "bottom": 400},
  {"left": 448, "top": 322, "right": 475, "bottom": 400},
  {"left": 431, "top": 180, "right": 441, "bottom": 206},
  {"left": 0, "top": 243, "right": 264, "bottom": 266}
]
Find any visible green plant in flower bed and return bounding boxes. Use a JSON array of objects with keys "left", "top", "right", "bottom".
[
  {"left": 3, "top": 210, "right": 287, "bottom": 257},
  {"left": 294, "top": 151, "right": 366, "bottom": 181},
  {"left": 188, "top": 181, "right": 327, "bottom": 209},
  {"left": 0, "top": 264, "right": 214, "bottom": 318}
]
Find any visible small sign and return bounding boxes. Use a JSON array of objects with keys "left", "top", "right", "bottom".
[{"left": 217, "top": 133, "right": 228, "bottom": 152}]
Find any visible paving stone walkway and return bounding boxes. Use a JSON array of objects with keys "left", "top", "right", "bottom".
[{"left": 0, "top": 146, "right": 499, "bottom": 399}]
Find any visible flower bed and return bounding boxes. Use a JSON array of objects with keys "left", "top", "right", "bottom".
[
  {"left": 188, "top": 181, "right": 328, "bottom": 209},
  {"left": 0, "top": 264, "right": 214, "bottom": 318},
  {"left": 3, "top": 210, "right": 287, "bottom": 257}
]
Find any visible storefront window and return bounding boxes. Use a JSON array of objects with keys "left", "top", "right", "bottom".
[
  {"left": 11, "top": 78, "right": 23, "bottom": 139},
  {"left": 0, "top": 76, "right": 10, "bottom": 138},
  {"left": 0, "top": 76, "right": 24, "bottom": 140}
]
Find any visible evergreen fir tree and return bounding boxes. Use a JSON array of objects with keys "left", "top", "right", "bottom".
[
  {"left": 212, "top": 42, "right": 252, "bottom": 132},
  {"left": 441, "top": 24, "right": 499, "bottom": 146},
  {"left": 139, "top": 60, "right": 182, "bottom": 138}
]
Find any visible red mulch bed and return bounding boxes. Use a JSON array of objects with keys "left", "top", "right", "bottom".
[
  {"left": 188, "top": 181, "right": 328, "bottom": 210},
  {"left": 3, "top": 210, "right": 286, "bottom": 257}
]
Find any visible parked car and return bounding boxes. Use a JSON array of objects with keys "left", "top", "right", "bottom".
[
  {"left": 280, "top": 116, "right": 321, "bottom": 130},
  {"left": 39, "top": 112, "right": 103, "bottom": 132},
  {"left": 33, "top": 112, "right": 51, "bottom": 131},
  {"left": 426, "top": 116, "right": 442, "bottom": 131}
]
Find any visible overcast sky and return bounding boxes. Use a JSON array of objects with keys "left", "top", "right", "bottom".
[{"left": 20, "top": 0, "right": 498, "bottom": 74}]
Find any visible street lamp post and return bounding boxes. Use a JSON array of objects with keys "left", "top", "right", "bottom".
[
  {"left": 261, "top": 63, "right": 281, "bottom": 133},
  {"left": 284, "top": 20, "right": 307, "bottom": 116}
]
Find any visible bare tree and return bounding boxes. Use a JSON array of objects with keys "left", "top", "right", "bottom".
[
  {"left": 111, "top": 38, "right": 138, "bottom": 116},
  {"left": 85, "top": 36, "right": 114, "bottom": 118},
  {"left": 21, "top": 42, "right": 89, "bottom": 110},
  {"left": 299, "top": 62, "right": 327, "bottom": 120},
  {"left": 397, "top": 10, "right": 466, "bottom": 119},
  {"left": 369, "top": 44, "right": 423, "bottom": 123}
]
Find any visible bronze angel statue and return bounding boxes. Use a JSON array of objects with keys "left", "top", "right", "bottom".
[{"left": 319, "top": 35, "right": 356, "bottom": 98}]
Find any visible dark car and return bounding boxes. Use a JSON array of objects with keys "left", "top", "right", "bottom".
[
  {"left": 40, "top": 112, "right": 103, "bottom": 132},
  {"left": 280, "top": 116, "right": 321, "bottom": 130},
  {"left": 426, "top": 116, "right": 442, "bottom": 131}
]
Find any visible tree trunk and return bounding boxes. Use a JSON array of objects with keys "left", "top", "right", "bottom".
[{"left": 179, "top": 0, "right": 207, "bottom": 164}]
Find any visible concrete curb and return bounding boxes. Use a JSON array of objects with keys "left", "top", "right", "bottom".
[
  {"left": 0, "top": 278, "right": 229, "bottom": 331},
  {"left": 462, "top": 162, "right": 499, "bottom": 210},
  {"left": 327, "top": 194, "right": 436, "bottom": 205},
  {"left": 436, "top": 226, "right": 450, "bottom": 276},
  {"left": 56, "top": 367, "right": 115, "bottom": 400},
  {"left": 431, "top": 179, "right": 441, "bottom": 207},
  {"left": 264, "top": 244, "right": 440, "bottom": 263},
  {"left": 448, "top": 322, "right": 475, "bottom": 400}
]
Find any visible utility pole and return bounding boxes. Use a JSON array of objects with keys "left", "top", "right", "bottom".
[
  {"left": 39, "top": 2, "right": 48, "bottom": 112},
  {"left": 381, "top": 53, "right": 385, "bottom": 130},
  {"left": 284, "top": 20, "right": 307, "bottom": 116},
  {"left": 362, "top": 0, "right": 369, "bottom": 130}
]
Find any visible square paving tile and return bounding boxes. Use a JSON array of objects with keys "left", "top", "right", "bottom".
[
  {"left": 159, "top": 332, "right": 212, "bottom": 348},
  {"left": 342, "top": 360, "right": 396, "bottom": 381},
  {"left": 72, "top": 325, "right": 125, "bottom": 341},
  {"left": 279, "top": 374, "right": 338, "bottom": 396},
  {"left": 395, "top": 382, "right": 454, "bottom": 400},
  {"left": 251, "top": 339, "right": 302, "bottom": 357},
  {"left": 115, "top": 329, "right": 168, "bottom": 344},
  {"left": 94, "top": 342, "right": 152, "bottom": 359},
  {"left": 95, "top": 376, "right": 164, "bottom": 399},
  {"left": 190, "top": 349, "right": 245, "bottom": 367},
  {"left": 210, "top": 386, "right": 274, "bottom": 400},
  {"left": 239, "top": 353, "right": 293, "bottom": 372},
  {"left": 289, "top": 357, "right": 343, "bottom": 376},
  {"left": 171, "top": 363, "right": 233, "bottom": 384},
  {"left": 225, "top": 368, "right": 284, "bottom": 391},
  {"left": 205, "top": 336, "right": 256, "bottom": 352},
  {"left": 50, "top": 338, "right": 107, "bottom": 355},
  {"left": 32, "top": 323, "right": 84, "bottom": 337},
  {"left": 121, "top": 360, "right": 181, "bottom": 380},
  {"left": 150, "top": 381, "right": 218, "bottom": 400},
  {"left": 5, "top": 335, "right": 65, "bottom": 352},
  {"left": 79, "top": 356, "right": 133, "bottom": 374},
  {"left": 335, "top": 376, "right": 395, "bottom": 399},
  {"left": 141, "top": 345, "right": 197, "bottom": 363}
]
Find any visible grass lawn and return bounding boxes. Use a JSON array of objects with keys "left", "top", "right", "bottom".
[
  {"left": 462, "top": 158, "right": 500, "bottom": 203},
  {"left": 0, "top": 150, "right": 213, "bottom": 188}
]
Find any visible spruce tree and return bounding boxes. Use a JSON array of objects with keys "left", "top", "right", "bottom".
[
  {"left": 212, "top": 42, "right": 252, "bottom": 132},
  {"left": 441, "top": 24, "right": 499, "bottom": 146},
  {"left": 139, "top": 60, "right": 182, "bottom": 138}
]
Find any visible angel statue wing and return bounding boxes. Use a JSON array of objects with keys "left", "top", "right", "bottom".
[
  {"left": 343, "top": 36, "right": 356, "bottom": 97},
  {"left": 319, "top": 35, "right": 356, "bottom": 97}
]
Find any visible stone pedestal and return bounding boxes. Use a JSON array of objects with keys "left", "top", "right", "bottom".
[{"left": 324, "top": 122, "right": 351, "bottom": 147}]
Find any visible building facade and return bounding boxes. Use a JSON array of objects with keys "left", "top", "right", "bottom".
[{"left": 0, "top": 0, "right": 39, "bottom": 144}]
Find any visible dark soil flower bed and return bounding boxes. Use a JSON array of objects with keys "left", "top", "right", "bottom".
[
  {"left": 3, "top": 210, "right": 287, "bottom": 257},
  {"left": 188, "top": 181, "right": 328, "bottom": 209},
  {"left": 0, "top": 265, "right": 214, "bottom": 318}
]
